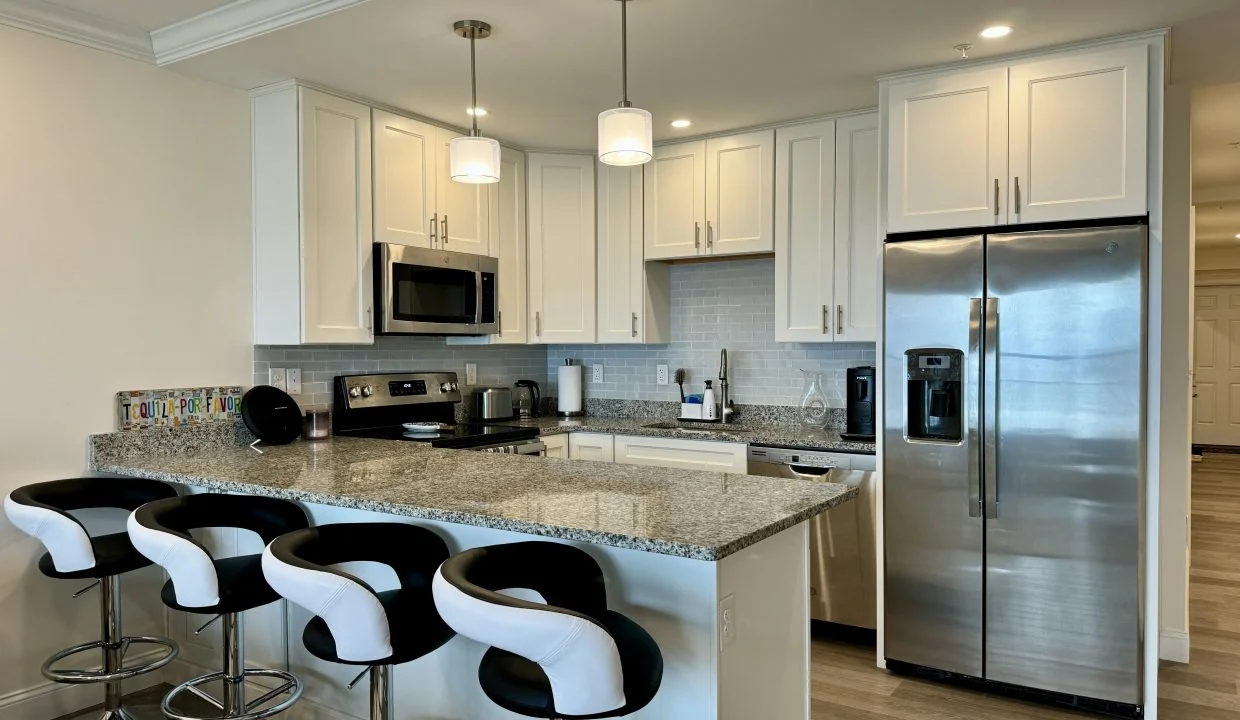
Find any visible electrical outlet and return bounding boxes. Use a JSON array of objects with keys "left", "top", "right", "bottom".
[
  {"left": 592, "top": 364, "right": 604, "bottom": 384},
  {"left": 286, "top": 368, "right": 302, "bottom": 395},
  {"left": 719, "top": 594, "right": 736, "bottom": 650},
  {"left": 268, "top": 368, "right": 287, "bottom": 391},
  {"left": 465, "top": 363, "right": 478, "bottom": 386},
  {"left": 656, "top": 365, "right": 670, "bottom": 385}
]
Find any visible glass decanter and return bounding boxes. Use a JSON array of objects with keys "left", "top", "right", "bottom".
[{"left": 798, "top": 370, "right": 829, "bottom": 427}]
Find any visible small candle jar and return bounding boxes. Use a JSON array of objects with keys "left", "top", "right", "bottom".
[{"left": 302, "top": 408, "right": 331, "bottom": 441}]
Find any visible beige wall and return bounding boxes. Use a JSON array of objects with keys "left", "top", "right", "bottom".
[
  {"left": 1196, "top": 244, "right": 1240, "bottom": 272},
  {"left": 0, "top": 26, "right": 252, "bottom": 717}
]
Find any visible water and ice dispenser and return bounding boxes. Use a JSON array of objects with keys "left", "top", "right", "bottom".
[{"left": 905, "top": 349, "right": 963, "bottom": 442}]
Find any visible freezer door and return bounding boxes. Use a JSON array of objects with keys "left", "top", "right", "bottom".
[
  {"left": 883, "top": 236, "right": 985, "bottom": 677},
  {"left": 983, "top": 227, "right": 1145, "bottom": 703}
]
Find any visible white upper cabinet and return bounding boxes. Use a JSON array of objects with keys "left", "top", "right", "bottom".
[
  {"left": 886, "top": 67, "right": 1009, "bottom": 234},
  {"left": 372, "top": 111, "right": 437, "bottom": 248},
  {"left": 774, "top": 113, "right": 880, "bottom": 344},
  {"left": 1008, "top": 45, "right": 1148, "bottom": 224},
  {"left": 645, "top": 141, "right": 706, "bottom": 260},
  {"left": 884, "top": 41, "right": 1151, "bottom": 233},
  {"left": 528, "top": 153, "right": 596, "bottom": 344},
  {"left": 253, "top": 85, "right": 374, "bottom": 346},
  {"left": 705, "top": 129, "right": 776, "bottom": 256},
  {"left": 435, "top": 131, "right": 491, "bottom": 255},
  {"left": 492, "top": 147, "right": 529, "bottom": 343},
  {"left": 597, "top": 163, "right": 670, "bottom": 344},
  {"left": 833, "top": 113, "right": 881, "bottom": 342},
  {"left": 775, "top": 120, "right": 837, "bottom": 342}
]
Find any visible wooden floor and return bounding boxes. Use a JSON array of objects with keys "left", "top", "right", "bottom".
[{"left": 811, "top": 453, "right": 1240, "bottom": 719}]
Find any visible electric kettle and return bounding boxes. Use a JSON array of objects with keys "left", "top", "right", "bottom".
[{"left": 513, "top": 380, "right": 541, "bottom": 419}]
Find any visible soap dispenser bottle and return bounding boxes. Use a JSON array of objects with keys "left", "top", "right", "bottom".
[{"left": 703, "top": 380, "right": 718, "bottom": 421}]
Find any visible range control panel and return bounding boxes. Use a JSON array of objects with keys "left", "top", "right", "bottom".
[{"left": 337, "top": 372, "right": 462, "bottom": 410}]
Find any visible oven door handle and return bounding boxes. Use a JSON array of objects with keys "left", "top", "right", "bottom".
[{"left": 478, "top": 441, "right": 546, "bottom": 455}]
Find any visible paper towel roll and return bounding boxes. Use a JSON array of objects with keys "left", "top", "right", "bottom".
[{"left": 558, "top": 364, "right": 584, "bottom": 416}]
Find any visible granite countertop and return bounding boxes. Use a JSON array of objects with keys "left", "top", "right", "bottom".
[
  {"left": 509, "top": 417, "right": 876, "bottom": 454},
  {"left": 89, "top": 434, "right": 856, "bottom": 561}
]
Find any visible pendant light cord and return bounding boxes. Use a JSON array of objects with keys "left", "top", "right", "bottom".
[
  {"left": 469, "top": 32, "right": 479, "bottom": 136},
  {"left": 619, "top": 0, "right": 631, "bottom": 108}
]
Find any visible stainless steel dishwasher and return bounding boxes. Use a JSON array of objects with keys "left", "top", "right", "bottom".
[{"left": 748, "top": 446, "right": 877, "bottom": 629}]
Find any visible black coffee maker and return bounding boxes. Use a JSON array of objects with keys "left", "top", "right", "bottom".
[{"left": 842, "top": 366, "right": 877, "bottom": 442}]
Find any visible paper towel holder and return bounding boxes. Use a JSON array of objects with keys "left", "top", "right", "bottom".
[{"left": 557, "top": 358, "right": 585, "bottom": 418}]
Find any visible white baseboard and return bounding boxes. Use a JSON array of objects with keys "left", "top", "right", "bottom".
[
  {"left": 1160, "top": 629, "right": 1190, "bottom": 664},
  {"left": 0, "top": 649, "right": 168, "bottom": 720}
]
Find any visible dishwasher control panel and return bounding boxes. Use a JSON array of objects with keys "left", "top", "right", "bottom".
[{"left": 748, "top": 446, "right": 875, "bottom": 470}]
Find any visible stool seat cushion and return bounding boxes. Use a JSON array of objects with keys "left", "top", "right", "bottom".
[
  {"left": 477, "top": 610, "right": 663, "bottom": 720},
  {"left": 160, "top": 554, "right": 281, "bottom": 615},
  {"left": 302, "top": 588, "right": 455, "bottom": 666},
  {"left": 37, "top": 532, "right": 153, "bottom": 580}
]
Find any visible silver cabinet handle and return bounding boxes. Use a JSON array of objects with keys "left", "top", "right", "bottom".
[
  {"left": 367, "top": 307, "right": 373, "bottom": 334},
  {"left": 993, "top": 179, "right": 1000, "bottom": 218},
  {"left": 706, "top": 220, "right": 713, "bottom": 248},
  {"left": 822, "top": 305, "right": 830, "bottom": 334},
  {"left": 983, "top": 297, "right": 999, "bottom": 519},
  {"left": 535, "top": 311, "right": 541, "bottom": 337},
  {"left": 632, "top": 312, "right": 638, "bottom": 338},
  {"left": 442, "top": 215, "right": 449, "bottom": 244},
  {"left": 837, "top": 305, "right": 844, "bottom": 335},
  {"left": 694, "top": 222, "right": 701, "bottom": 250},
  {"left": 966, "top": 298, "right": 982, "bottom": 518},
  {"left": 1014, "top": 177, "right": 1021, "bottom": 216},
  {"left": 430, "top": 213, "right": 438, "bottom": 246}
]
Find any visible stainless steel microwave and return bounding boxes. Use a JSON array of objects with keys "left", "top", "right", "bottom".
[{"left": 375, "top": 243, "right": 498, "bottom": 335}]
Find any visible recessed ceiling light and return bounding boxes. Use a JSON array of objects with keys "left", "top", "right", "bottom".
[
  {"left": 466, "top": 107, "right": 487, "bottom": 117},
  {"left": 980, "top": 25, "right": 1013, "bottom": 39},
  {"left": 1234, "top": 233, "right": 1240, "bottom": 240},
  {"left": 670, "top": 119, "right": 692, "bottom": 129}
]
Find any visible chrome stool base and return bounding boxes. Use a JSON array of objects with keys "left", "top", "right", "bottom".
[
  {"left": 93, "top": 708, "right": 140, "bottom": 720},
  {"left": 162, "top": 613, "right": 301, "bottom": 720}
]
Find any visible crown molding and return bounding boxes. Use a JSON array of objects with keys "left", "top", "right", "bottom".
[
  {"left": 152, "top": 0, "right": 370, "bottom": 66},
  {"left": 0, "top": 0, "right": 154, "bottom": 62}
]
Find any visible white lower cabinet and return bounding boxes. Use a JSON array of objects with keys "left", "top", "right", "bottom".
[
  {"left": 613, "top": 435, "right": 748, "bottom": 474},
  {"left": 542, "top": 434, "right": 569, "bottom": 459},
  {"left": 569, "top": 433, "right": 616, "bottom": 462}
]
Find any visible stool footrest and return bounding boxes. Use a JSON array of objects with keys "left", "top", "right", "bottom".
[
  {"left": 42, "top": 636, "right": 178, "bottom": 684},
  {"left": 162, "top": 668, "right": 301, "bottom": 720}
]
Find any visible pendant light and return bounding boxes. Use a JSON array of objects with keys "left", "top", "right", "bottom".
[
  {"left": 598, "top": 0, "right": 652, "bottom": 166},
  {"left": 450, "top": 20, "right": 500, "bottom": 184}
]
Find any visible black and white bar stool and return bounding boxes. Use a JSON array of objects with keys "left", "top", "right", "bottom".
[
  {"left": 4, "top": 478, "right": 181, "bottom": 720},
  {"left": 432, "top": 542, "right": 663, "bottom": 719},
  {"left": 261, "top": 523, "right": 456, "bottom": 720},
  {"left": 127, "top": 494, "right": 309, "bottom": 720}
]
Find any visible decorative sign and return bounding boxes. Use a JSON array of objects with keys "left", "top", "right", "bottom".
[{"left": 116, "top": 386, "right": 244, "bottom": 431}]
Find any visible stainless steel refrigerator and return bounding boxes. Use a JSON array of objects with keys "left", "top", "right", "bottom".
[{"left": 883, "top": 224, "right": 1146, "bottom": 708}]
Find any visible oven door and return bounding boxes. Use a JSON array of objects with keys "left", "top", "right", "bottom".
[{"left": 376, "top": 243, "right": 498, "bottom": 335}]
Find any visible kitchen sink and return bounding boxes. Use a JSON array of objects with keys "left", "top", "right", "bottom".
[{"left": 641, "top": 422, "right": 749, "bottom": 434}]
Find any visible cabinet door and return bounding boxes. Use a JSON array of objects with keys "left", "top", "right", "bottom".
[
  {"left": 886, "top": 67, "right": 1009, "bottom": 233},
  {"left": 569, "top": 433, "right": 616, "bottom": 462},
  {"left": 598, "top": 164, "right": 643, "bottom": 343},
  {"left": 644, "top": 141, "right": 705, "bottom": 260},
  {"left": 775, "top": 120, "right": 836, "bottom": 342},
  {"left": 613, "top": 435, "right": 748, "bottom": 473},
  {"left": 298, "top": 88, "right": 374, "bottom": 344},
  {"left": 492, "top": 148, "right": 528, "bottom": 343},
  {"left": 706, "top": 129, "right": 775, "bottom": 256},
  {"left": 542, "top": 434, "right": 569, "bottom": 459},
  {"left": 528, "top": 153, "right": 596, "bottom": 344},
  {"left": 372, "top": 111, "right": 437, "bottom": 248},
  {"left": 436, "top": 130, "right": 491, "bottom": 255},
  {"left": 834, "top": 113, "right": 881, "bottom": 342},
  {"left": 1008, "top": 45, "right": 1148, "bottom": 224}
]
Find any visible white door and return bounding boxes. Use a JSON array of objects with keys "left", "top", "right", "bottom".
[
  {"left": 886, "top": 67, "right": 1009, "bottom": 233},
  {"left": 833, "top": 112, "right": 881, "bottom": 342},
  {"left": 597, "top": 163, "right": 644, "bottom": 343},
  {"left": 774, "top": 120, "right": 836, "bottom": 342},
  {"left": 1193, "top": 285, "right": 1240, "bottom": 446},
  {"left": 644, "top": 141, "right": 705, "bottom": 260},
  {"left": 706, "top": 129, "right": 775, "bottom": 256},
  {"left": 492, "top": 147, "right": 528, "bottom": 343},
  {"left": 527, "top": 153, "right": 596, "bottom": 344},
  {"left": 298, "top": 88, "right": 373, "bottom": 344},
  {"left": 435, "top": 130, "right": 491, "bottom": 255},
  {"left": 1008, "top": 45, "right": 1148, "bottom": 225},
  {"left": 372, "top": 111, "right": 437, "bottom": 248}
]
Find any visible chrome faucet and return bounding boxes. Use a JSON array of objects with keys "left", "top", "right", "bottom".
[{"left": 719, "top": 349, "right": 735, "bottom": 423}]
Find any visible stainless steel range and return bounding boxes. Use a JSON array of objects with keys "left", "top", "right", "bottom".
[{"left": 332, "top": 372, "right": 544, "bottom": 454}]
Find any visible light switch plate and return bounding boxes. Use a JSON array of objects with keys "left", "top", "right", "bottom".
[
  {"left": 268, "top": 368, "right": 287, "bottom": 391},
  {"left": 465, "top": 363, "right": 478, "bottom": 386},
  {"left": 285, "top": 368, "right": 302, "bottom": 395},
  {"left": 656, "top": 365, "right": 670, "bottom": 385},
  {"left": 592, "top": 364, "right": 604, "bottom": 384}
]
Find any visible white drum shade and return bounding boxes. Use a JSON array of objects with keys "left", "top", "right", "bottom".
[
  {"left": 450, "top": 135, "right": 501, "bottom": 184},
  {"left": 598, "top": 107, "right": 653, "bottom": 166}
]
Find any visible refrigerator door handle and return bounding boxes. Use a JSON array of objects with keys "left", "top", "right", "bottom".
[
  {"left": 967, "top": 298, "right": 983, "bottom": 518},
  {"left": 983, "top": 297, "right": 999, "bottom": 519}
]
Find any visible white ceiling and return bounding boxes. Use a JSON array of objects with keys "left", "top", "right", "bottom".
[
  {"left": 1196, "top": 201, "right": 1240, "bottom": 247},
  {"left": 40, "top": 0, "right": 234, "bottom": 31},
  {"left": 156, "top": 0, "right": 1240, "bottom": 151},
  {"left": 1194, "top": 83, "right": 1240, "bottom": 192}
]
